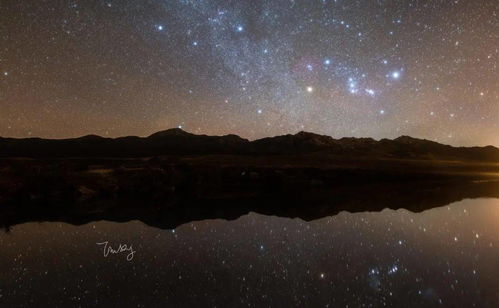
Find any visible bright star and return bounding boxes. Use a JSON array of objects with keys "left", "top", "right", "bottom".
[
  {"left": 324, "top": 59, "right": 331, "bottom": 65},
  {"left": 306, "top": 86, "right": 314, "bottom": 93},
  {"left": 388, "top": 265, "right": 399, "bottom": 274},
  {"left": 365, "top": 89, "right": 375, "bottom": 96},
  {"left": 391, "top": 71, "right": 401, "bottom": 79},
  {"left": 156, "top": 25, "right": 164, "bottom": 31},
  {"left": 236, "top": 25, "right": 244, "bottom": 32},
  {"left": 347, "top": 78, "right": 359, "bottom": 94}
]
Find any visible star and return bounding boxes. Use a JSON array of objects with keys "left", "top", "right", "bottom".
[
  {"left": 365, "top": 89, "right": 375, "bottom": 96},
  {"left": 388, "top": 265, "right": 399, "bottom": 274},
  {"left": 0, "top": 0, "right": 496, "bottom": 147}
]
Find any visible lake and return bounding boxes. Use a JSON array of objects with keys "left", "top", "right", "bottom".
[{"left": 0, "top": 198, "right": 498, "bottom": 307}]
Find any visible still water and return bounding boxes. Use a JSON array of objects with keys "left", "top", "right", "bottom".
[{"left": 1, "top": 198, "right": 498, "bottom": 307}]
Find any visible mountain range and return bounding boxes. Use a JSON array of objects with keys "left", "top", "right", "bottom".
[{"left": 1, "top": 128, "right": 498, "bottom": 162}]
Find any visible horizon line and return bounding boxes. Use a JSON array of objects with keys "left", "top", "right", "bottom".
[{"left": 1, "top": 128, "right": 497, "bottom": 149}]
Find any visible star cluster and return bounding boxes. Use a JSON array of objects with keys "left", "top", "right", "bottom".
[{"left": 1, "top": 0, "right": 498, "bottom": 145}]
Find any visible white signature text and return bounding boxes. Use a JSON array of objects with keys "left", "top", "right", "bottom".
[{"left": 96, "top": 241, "right": 136, "bottom": 261}]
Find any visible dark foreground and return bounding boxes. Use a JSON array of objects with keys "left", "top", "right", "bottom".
[{"left": 1, "top": 155, "right": 498, "bottom": 231}]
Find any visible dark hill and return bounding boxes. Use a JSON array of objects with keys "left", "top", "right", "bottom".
[
  {"left": 0, "top": 129, "right": 498, "bottom": 162},
  {"left": 148, "top": 128, "right": 194, "bottom": 138}
]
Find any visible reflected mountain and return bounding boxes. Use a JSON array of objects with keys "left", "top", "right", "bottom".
[{"left": 2, "top": 199, "right": 498, "bottom": 307}]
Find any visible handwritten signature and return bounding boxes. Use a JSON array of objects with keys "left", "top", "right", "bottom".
[{"left": 96, "top": 241, "right": 136, "bottom": 261}]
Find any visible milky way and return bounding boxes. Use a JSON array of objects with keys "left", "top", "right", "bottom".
[{"left": 1, "top": 0, "right": 498, "bottom": 145}]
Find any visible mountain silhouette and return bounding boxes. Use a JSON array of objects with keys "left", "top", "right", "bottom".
[{"left": 0, "top": 129, "right": 498, "bottom": 161}]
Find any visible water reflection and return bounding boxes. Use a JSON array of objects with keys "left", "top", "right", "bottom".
[{"left": 0, "top": 199, "right": 498, "bottom": 307}]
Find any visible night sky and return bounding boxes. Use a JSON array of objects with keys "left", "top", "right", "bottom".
[{"left": 1, "top": 0, "right": 498, "bottom": 146}]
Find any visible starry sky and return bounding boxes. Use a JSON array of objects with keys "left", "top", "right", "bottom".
[{"left": 1, "top": 0, "right": 498, "bottom": 146}]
